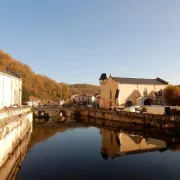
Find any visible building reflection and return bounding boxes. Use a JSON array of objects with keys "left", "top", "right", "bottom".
[{"left": 100, "top": 129, "right": 167, "bottom": 159}]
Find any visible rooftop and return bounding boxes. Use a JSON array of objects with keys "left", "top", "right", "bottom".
[
  {"left": 0, "top": 69, "right": 21, "bottom": 79},
  {"left": 113, "top": 77, "right": 168, "bottom": 85}
]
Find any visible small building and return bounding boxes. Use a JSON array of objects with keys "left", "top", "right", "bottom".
[
  {"left": 99, "top": 73, "right": 169, "bottom": 109},
  {"left": 0, "top": 70, "right": 22, "bottom": 109},
  {"left": 60, "top": 100, "right": 64, "bottom": 106},
  {"left": 48, "top": 99, "right": 64, "bottom": 106},
  {"left": 75, "top": 94, "right": 96, "bottom": 105},
  {"left": 71, "top": 94, "right": 79, "bottom": 103},
  {"left": 25, "top": 101, "right": 39, "bottom": 107},
  {"left": 25, "top": 96, "right": 41, "bottom": 107}
]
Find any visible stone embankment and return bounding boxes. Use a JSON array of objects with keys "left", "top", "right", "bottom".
[
  {"left": 0, "top": 107, "right": 33, "bottom": 180},
  {"left": 79, "top": 109, "right": 180, "bottom": 129}
]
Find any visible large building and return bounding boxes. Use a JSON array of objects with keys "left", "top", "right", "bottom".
[
  {"left": 0, "top": 70, "right": 22, "bottom": 109},
  {"left": 99, "top": 73, "right": 169, "bottom": 109}
]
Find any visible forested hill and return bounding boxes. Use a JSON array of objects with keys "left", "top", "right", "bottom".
[
  {"left": 70, "top": 84, "right": 100, "bottom": 96},
  {"left": 0, "top": 50, "right": 100, "bottom": 103}
]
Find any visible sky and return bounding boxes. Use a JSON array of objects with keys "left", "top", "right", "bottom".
[{"left": 0, "top": 0, "right": 180, "bottom": 85}]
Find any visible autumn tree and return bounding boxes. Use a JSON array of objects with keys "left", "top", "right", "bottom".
[
  {"left": 164, "top": 86, "right": 180, "bottom": 105},
  {"left": 0, "top": 49, "right": 100, "bottom": 104}
]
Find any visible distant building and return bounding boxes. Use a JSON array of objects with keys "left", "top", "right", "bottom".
[
  {"left": 26, "top": 101, "right": 39, "bottom": 107},
  {"left": 0, "top": 70, "right": 22, "bottom": 109},
  {"left": 75, "top": 95, "right": 96, "bottom": 105},
  {"left": 99, "top": 73, "right": 169, "bottom": 109},
  {"left": 25, "top": 96, "right": 41, "bottom": 107},
  {"left": 60, "top": 100, "right": 64, "bottom": 106},
  {"left": 48, "top": 99, "right": 64, "bottom": 106},
  {"left": 71, "top": 94, "right": 79, "bottom": 102}
]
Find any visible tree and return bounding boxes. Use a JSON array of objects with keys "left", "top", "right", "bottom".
[
  {"left": 164, "top": 86, "right": 180, "bottom": 105},
  {"left": 0, "top": 49, "right": 100, "bottom": 104},
  {"left": 62, "top": 84, "right": 70, "bottom": 99}
]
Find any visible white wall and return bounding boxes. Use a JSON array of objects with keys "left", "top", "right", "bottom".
[
  {"left": 71, "top": 94, "right": 78, "bottom": 101},
  {"left": 119, "top": 84, "right": 167, "bottom": 106},
  {"left": 3, "top": 76, "right": 12, "bottom": 107},
  {"left": 75, "top": 96, "right": 95, "bottom": 104},
  {"left": 0, "top": 72, "right": 22, "bottom": 109},
  {"left": 0, "top": 74, "right": 3, "bottom": 109},
  {"left": 0, "top": 109, "right": 32, "bottom": 169}
]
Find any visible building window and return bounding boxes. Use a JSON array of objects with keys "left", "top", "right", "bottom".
[
  {"left": 159, "top": 90, "right": 163, "bottom": 96},
  {"left": 82, "top": 97, "right": 84, "bottom": 100},
  {"left": 143, "top": 88, "right": 147, "bottom": 96},
  {"left": 110, "top": 91, "right": 112, "bottom": 99}
]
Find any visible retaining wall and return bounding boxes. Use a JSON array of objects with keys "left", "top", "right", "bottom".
[
  {"left": 0, "top": 107, "right": 33, "bottom": 179},
  {"left": 80, "top": 109, "right": 180, "bottom": 129}
]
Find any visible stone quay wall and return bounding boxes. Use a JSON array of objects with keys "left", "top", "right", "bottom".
[
  {"left": 79, "top": 109, "right": 180, "bottom": 129},
  {"left": 0, "top": 108, "right": 33, "bottom": 170},
  {"left": 0, "top": 131, "right": 31, "bottom": 180}
]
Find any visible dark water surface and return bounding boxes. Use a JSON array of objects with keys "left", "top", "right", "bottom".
[{"left": 16, "top": 120, "right": 180, "bottom": 180}]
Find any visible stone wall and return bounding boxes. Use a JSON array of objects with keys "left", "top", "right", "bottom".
[
  {"left": 0, "top": 130, "right": 31, "bottom": 180},
  {"left": 0, "top": 107, "right": 33, "bottom": 173},
  {"left": 0, "top": 107, "right": 30, "bottom": 120},
  {"left": 80, "top": 108, "right": 180, "bottom": 129}
]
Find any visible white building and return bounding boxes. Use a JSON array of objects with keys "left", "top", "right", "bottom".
[
  {"left": 26, "top": 101, "right": 39, "bottom": 107},
  {"left": 60, "top": 100, "right": 64, "bottom": 106},
  {"left": 75, "top": 95, "right": 96, "bottom": 105},
  {"left": 0, "top": 70, "right": 22, "bottom": 109},
  {"left": 71, "top": 94, "right": 79, "bottom": 102}
]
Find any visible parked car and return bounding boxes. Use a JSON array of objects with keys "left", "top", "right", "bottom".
[{"left": 114, "top": 106, "right": 124, "bottom": 112}]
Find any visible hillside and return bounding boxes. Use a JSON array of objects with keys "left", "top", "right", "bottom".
[
  {"left": 70, "top": 84, "right": 100, "bottom": 96},
  {"left": 0, "top": 50, "right": 99, "bottom": 103}
]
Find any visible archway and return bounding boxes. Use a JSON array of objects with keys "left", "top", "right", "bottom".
[
  {"left": 144, "top": 98, "right": 153, "bottom": 105},
  {"left": 125, "top": 101, "right": 134, "bottom": 107}
]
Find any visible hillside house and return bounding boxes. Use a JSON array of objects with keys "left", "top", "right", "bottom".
[{"left": 71, "top": 94, "right": 79, "bottom": 103}]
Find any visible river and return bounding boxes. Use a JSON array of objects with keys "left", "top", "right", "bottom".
[{"left": 2, "top": 117, "right": 180, "bottom": 180}]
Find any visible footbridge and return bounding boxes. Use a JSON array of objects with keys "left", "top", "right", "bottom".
[{"left": 35, "top": 106, "right": 86, "bottom": 117}]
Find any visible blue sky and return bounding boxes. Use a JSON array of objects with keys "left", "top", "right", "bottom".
[{"left": 0, "top": 0, "right": 180, "bottom": 85}]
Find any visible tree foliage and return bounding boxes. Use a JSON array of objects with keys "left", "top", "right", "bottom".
[
  {"left": 0, "top": 50, "right": 100, "bottom": 103},
  {"left": 70, "top": 84, "right": 100, "bottom": 96},
  {"left": 164, "top": 85, "right": 180, "bottom": 105}
]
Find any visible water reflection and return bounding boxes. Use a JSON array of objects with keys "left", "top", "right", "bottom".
[
  {"left": 100, "top": 129, "right": 167, "bottom": 159},
  {"left": 0, "top": 131, "right": 31, "bottom": 180},
  {"left": 34, "top": 115, "right": 76, "bottom": 124},
  {"left": 2, "top": 118, "right": 180, "bottom": 180},
  {"left": 34, "top": 118, "right": 49, "bottom": 124}
]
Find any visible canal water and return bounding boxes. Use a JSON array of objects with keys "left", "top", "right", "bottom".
[{"left": 7, "top": 118, "right": 180, "bottom": 179}]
